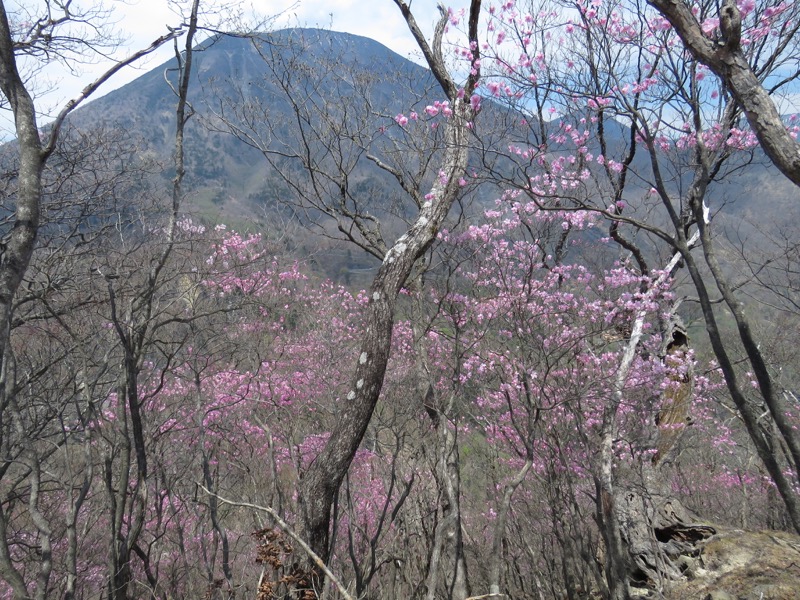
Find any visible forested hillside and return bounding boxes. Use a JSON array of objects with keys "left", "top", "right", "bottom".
[{"left": 1, "top": 1, "right": 799, "bottom": 599}]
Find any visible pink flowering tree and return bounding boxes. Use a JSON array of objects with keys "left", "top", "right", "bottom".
[
  {"left": 410, "top": 179, "right": 781, "bottom": 597},
  {"left": 648, "top": 0, "right": 800, "bottom": 187},
  {"left": 467, "top": 0, "right": 800, "bottom": 544},
  {"left": 427, "top": 201, "right": 654, "bottom": 594},
  {"left": 193, "top": 1, "right": 800, "bottom": 595},
  {"left": 212, "top": 1, "right": 484, "bottom": 584}
]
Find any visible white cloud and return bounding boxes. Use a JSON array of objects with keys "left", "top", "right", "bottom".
[{"left": 281, "top": 0, "right": 439, "bottom": 60}]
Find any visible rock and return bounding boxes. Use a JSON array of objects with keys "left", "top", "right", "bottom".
[
  {"left": 668, "top": 528, "right": 800, "bottom": 600},
  {"left": 704, "top": 591, "right": 734, "bottom": 600}
]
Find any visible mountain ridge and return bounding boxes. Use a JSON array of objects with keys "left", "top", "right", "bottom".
[{"left": 62, "top": 29, "right": 438, "bottom": 222}]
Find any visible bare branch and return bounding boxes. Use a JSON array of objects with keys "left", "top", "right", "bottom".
[{"left": 43, "top": 27, "right": 184, "bottom": 158}]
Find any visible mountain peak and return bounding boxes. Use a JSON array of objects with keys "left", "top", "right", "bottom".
[{"left": 62, "top": 27, "right": 435, "bottom": 224}]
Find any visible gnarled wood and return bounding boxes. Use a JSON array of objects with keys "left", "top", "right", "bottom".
[{"left": 615, "top": 462, "right": 717, "bottom": 590}]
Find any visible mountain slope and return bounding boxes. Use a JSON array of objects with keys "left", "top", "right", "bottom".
[{"left": 67, "top": 29, "right": 439, "bottom": 220}]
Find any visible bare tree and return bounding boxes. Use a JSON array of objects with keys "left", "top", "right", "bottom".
[
  {"left": 0, "top": 10, "right": 183, "bottom": 600},
  {"left": 0, "top": 0, "right": 180, "bottom": 367},
  {"left": 297, "top": 0, "right": 482, "bottom": 581}
]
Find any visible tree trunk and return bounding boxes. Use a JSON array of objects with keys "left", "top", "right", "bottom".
[
  {"left": 614, "top": 461, "right": 716, "bottom": 591},
  {"left": 616, "top": 318, "right": 716, "bottom": 594},
  {"left": 0, "top": 0, "right": 44, "bottom": 364},
  {"left": 298, "top": 1, "right": 482, "bottom": 581}
]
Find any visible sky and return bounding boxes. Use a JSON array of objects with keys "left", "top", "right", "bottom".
[{"left": 8, "top": 0, "right": 444, "bottom": 136}]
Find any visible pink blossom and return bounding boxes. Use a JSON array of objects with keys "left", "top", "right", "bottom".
[
  {"left": 470, "top": 94, "right": 482, "bottom": 112},
  {"left": 701, "top": 18, "right": 719, "bottom": 36},
  {"left": 737, "top": 0, "right": 755, "bottom": 16}
]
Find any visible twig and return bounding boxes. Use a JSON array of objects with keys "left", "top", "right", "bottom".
[
  {"left": 44, "top": 27, "right": 185, "bottom": 158},
  {"left": 196, "top": 484, "right": 354, "bottom": 600}
]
